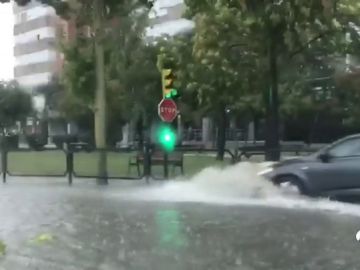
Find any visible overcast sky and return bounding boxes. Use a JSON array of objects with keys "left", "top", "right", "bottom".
[{"left": 0, "top": 3, "right": 14, "bottom": 81}]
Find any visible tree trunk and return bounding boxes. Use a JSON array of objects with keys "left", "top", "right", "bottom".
[
  {"left": 265, "top": 30, "right": 280, "bottom": 161},
  {"left": 253, "top": 115, "right": 259, "bottom": 143},
  {"left": 136, "top": 115, "right": 144, "bottom": 150},
  {"left": 216, "top": 107, "right": 227, "bottom": 161},
  {"left": 94, "top": 0, "right": 108, "bottom": 185},
  {"left": 142, "top": 112, "right": 151, "bottom": 179}
]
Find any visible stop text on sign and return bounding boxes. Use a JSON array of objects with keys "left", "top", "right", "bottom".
[
  {"left": 160, "top": 107, "right": 176, "bottom": 114},
  {"left": 158, "top": 99, "right": 178, "bottom": 123}
]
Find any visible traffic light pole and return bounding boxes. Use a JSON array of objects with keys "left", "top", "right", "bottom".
[
  {"left": 163, "top": 152, "right": 169, "bottom": 179},
  {"left": 158, "top": 68, "right": 178, "bottom": 180},
  {"left": 143, "top": 126, "right": 152, "bottom": 182},
  {"left": 265, "top": 30, "right": 280, "bottom": 161}
]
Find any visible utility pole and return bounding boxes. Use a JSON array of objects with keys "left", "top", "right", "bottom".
[
  {"left": 93, "top": 0, "right": 108, "bottom": 185},
  {"left": 265, "top": 29, "right": 280, "bottom": 161}
]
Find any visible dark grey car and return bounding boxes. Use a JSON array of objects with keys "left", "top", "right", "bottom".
[{"left": 260, "top": 134, "right": 360, "bottom": 199}]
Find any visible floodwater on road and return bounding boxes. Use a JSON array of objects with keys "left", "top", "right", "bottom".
[{"left": 0, "top": 162, "right": 360, "bottom": 270}]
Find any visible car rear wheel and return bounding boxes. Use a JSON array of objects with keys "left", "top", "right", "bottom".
[{"left": 275, "top": 176, "right": 306, "bottom": 196}]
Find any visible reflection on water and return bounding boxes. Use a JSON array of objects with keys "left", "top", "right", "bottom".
[{"left": 156, "top": 210, "right": 187, "bottom": 249}]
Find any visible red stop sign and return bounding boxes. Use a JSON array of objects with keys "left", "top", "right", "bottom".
[{"left": 158, "top": 99, "right": 178, "bottom": 122}]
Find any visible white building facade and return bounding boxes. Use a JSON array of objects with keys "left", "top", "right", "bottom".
[
  {"left": 14, "top": 0, "right": 191, "bottom": 91},
  {"left": 13, "top": 0, "right": 65, "bottom": 90}
]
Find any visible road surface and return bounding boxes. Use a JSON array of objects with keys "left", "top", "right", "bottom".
[{"left": 0, "top": 179, "right": 359, "bottom": 270}]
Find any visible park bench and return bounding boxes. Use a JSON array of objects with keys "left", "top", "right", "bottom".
[
  {"left": 128, "top": 150, "right": 184, "bottom": 177},
  {"left": 68, "top": 142, "right": 94, "bottom": 152},
  {"left": 237, "top": 141, "right": 309, "bottom": 160},
  {"left": 280, "top": 141, "right": 307, "bottom": 155},
  {"left": 237, "top": 145, "right": 266, "bottom": 160}
]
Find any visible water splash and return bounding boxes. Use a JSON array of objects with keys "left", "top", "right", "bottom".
[
  {"left": 175, "top": 162, "right": 280, "bottom": 198},
  {"left": 122, "top": 162, "right": 360, "bottom": 217}
]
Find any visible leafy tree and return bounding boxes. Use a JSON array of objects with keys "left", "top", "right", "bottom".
[
  {"left": 335, "top": 67, "right": 360, "bottom": 125},
  {"left": 333, "top": 2, "right": 360, "bottom": 126},
  {"left": 157, "top": 24, "right": 252, "bottom": 159},
  {"left": 60, "top": 3, "right": 159, "bottom": 149},
  {"left": 121, "top": 43, "right": 162, "bottom": 147},
  {"left": 191, "top": 7, "right": 251, "bottom": 160},
  {"left": 66, "top": 0, "right": 152, "bottom": 183},
  {"left": 105, "top": 11, "right": 161, "bottom": 147},
  {"left": 0, "top": 81, "right": 32, "bottom": 131},
  {"left": 1, "top": 0, "right": 154, "bottom": 183},
  {"left": 184, "top": 0, "right": 360, "bottom": 160}
]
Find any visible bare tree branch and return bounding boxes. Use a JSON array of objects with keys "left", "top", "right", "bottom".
[{"left": 289, "top": 31, "right": 332, "bottom": 58}]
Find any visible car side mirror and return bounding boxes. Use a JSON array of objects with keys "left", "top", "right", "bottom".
[{"left": 319, "top": 152, "right": 331, "bottom": 163}]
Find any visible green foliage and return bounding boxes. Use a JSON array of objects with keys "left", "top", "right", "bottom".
[
  {"left": 59, "top": 0, "right": 160, "bottom": 129},
  {"left": 30, "top": 233, "right": 55, "bottom": 244},
  {"left": 182, "top": 0, "right": 360, "bottom": 123},
  {"left": 0, "top": 240, "right": 6, "bottom": 256},
  {"left": 191, "top": 6, "right": 244, "bottom": 108},
  {"left": 169, "top": 2, "right": 268, "bottom": 120},
  {"left": 335, "top": 68, "right": 360, "bottom": 125},
  {"left": 0, "top": 81, "right": 32, "bottom": 128},
  {"left": 105, "top": 10, "right": 161, "bottom": 124},
  {"left": 62, "top": 39, "right": 96, "bottom": 106},
  {"left": 120, "top": 44, "right": 162, "bottom": 123},
  {"left": 6, "top": 0, "right": 360, "bottom": 137}
]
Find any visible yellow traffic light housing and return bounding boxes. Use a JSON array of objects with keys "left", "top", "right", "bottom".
[{"left": 162, "top": 69, "right": 179, "bottom": 99}]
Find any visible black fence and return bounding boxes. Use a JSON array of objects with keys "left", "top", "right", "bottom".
[
  {"left": 182, "top": 128, "right": 244, "bottom": 142},
  {"left": 0, "top": 142, "right": 320, "bottom": 184},
  {"left": 0, "top": 146, "right": 237, "bottom": 184}
]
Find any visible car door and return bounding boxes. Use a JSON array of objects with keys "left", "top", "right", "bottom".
[{"left": 305, "top": 137, "right": 360, "bottom": 193}]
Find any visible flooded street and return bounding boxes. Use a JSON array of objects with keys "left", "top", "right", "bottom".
[{"left": 0, "top": 163, "right": 360, "bottom": 270}]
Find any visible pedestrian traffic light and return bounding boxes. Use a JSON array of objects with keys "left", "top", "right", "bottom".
[
  {"left": 157, "top": 124, "right": 177, "bottom": 152},
  {"left": 162, "top": 69, "right": 179, "bottom": 99}
]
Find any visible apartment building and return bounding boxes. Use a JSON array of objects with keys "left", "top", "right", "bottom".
[
  {"left": 13, "top": 0, "right": 73, "bottom": 90},
  {"left": 13, "top": 0, "right": 190, "bottom": 91}
]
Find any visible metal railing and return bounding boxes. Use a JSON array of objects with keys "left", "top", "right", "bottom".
[
  {"left": 0, "top": 146, "right": 235, "bottom": 184},
  {"left": 0, "top": 141, "right": 319, "bottom": 184},
  {"left": 182, "top": 128, "right": 245, "bottom": 142}
]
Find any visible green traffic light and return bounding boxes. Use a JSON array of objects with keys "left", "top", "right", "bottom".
[
  {"left": 164, "top": 134, "right": 171, "bottom": 141},
  {"left": 171, "top": 89, "right": 178, "bottom": 96},
  {"left": 164, "top": 89, "right": 179, "bottom": 99},
  {"left": 157, "top": 125, "right": 177, "bottom": 152}
]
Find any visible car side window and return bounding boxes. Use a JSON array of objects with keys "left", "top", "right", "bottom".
[{"left": 328, "top": 138, "right": 360, "bottom": 157}]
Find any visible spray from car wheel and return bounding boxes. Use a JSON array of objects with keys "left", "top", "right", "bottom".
[{"left": 120, "top": 161, "right": 360, "bottom": 218}]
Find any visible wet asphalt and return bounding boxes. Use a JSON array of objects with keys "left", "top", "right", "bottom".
[{"left": 0, "top": 179, "right": 359, "bottom": 270}]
